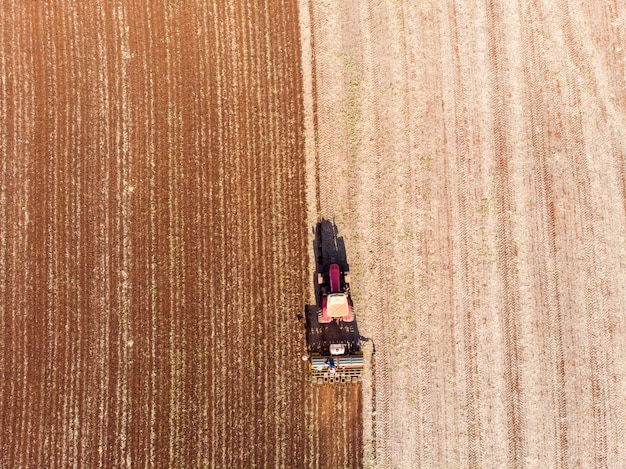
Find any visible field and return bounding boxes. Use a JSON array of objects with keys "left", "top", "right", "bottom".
[
  {"left": 1, "top": 1, "right": 314, "bottom": 467},
  {"left": 300, "top": 0, "right": 626, "bottom": 467},
  {"left": 2, "top": 0, "right": 626, "bottom": 468}
]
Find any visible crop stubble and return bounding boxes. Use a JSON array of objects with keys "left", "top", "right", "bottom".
[
  {"left": 0, "top": 1, "right": 322, "bottom": 467},
  {"left": 300, "top": 0, "right": 626, "bottom": 467}
]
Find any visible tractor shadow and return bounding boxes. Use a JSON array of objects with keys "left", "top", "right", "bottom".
[{"left": 304, "top": 219, "right": 361, "bottom": 355}]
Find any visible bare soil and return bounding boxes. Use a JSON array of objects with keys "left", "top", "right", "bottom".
[
  {"left": 300, "top": 0, "right": 626, "bottom": 467},
  {"left": 1, "top": 1, "right": 316, "bottom": 467}
]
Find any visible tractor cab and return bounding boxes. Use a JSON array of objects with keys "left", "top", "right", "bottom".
[{"left": 319, "top": 263, "right": 354, "bottom": 323}]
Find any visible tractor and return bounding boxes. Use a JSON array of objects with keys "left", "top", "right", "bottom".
[{"left": 306, "top": 262, "right": 363, "bottom": 384}]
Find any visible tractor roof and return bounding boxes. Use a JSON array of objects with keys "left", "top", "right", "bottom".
[{"left": 327, "top": 293, "right": 349, "bottom": 318}]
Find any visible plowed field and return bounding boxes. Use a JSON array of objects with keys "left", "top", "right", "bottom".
[
  {"left": 300, "top": 0, "right": 626, "bottom": 467},
  {"left": 1, "top": 1, "right": 324, "bottom": 467}
]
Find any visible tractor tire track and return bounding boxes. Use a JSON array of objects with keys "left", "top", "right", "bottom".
[
  {"left": 517, "top": 4, "right": 570, "bottom": 465},
  {"left": 556, "top": 4, "right": 622, "bottom": 464},
  {"left": 484, "top": 1, "right": 525, "bottom": 466},
  {"left": 446, "top": 2, "right": 487, "bottom": 465}
]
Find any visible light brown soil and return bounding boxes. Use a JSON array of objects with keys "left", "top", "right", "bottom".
[
  {"left": 1, "top": 1, "right": 317, "bottom": 467},
  {"left": 300, "top": 0, "right": 626, "bottom": 467}
]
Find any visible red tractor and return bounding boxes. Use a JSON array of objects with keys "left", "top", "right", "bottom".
[{"left": 318, "top": 263, "right": 354, "bottom": 323}]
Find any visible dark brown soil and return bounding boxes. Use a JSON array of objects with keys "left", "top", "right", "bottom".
[{"left": 0, "top": 1, "right": 349, "bottom": 467}]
